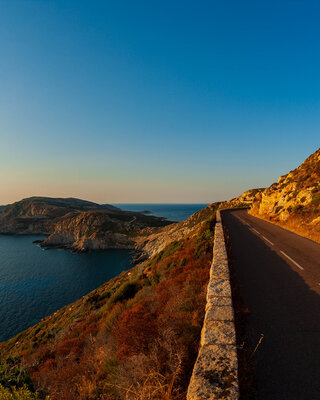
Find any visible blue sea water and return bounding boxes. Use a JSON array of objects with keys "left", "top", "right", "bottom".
[
  {"left": 0, "top": 236, "right": 132, "bottom": 342},
  {"left": 114, "top": 203, "right": 208, "bottom": 222},
  {"left": 0, "top": 204, "right": 206, "bottom": 342}
]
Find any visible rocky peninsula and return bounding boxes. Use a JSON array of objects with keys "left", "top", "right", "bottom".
[{"left": 0, "top": 197, "right": 172, "bottom": 256}]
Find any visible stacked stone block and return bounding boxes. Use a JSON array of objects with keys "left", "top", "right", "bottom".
[{"left": 187, "top": 211, "right": 239, "bottom": 400}]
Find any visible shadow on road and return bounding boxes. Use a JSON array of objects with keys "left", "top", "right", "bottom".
[{"left": 222, "top": 210, "right": 320, "bottom": 400}]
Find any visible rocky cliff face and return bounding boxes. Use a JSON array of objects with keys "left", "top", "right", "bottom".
[
  {"left": 249, "top": 148, "right": 320, "bottom": 243},
  {"left": 40, "top": 211, "right": 131, "bottom": 251},
  {"left": 41, "top": 210, "right": 158, "bottom": 252},
  {"left": 0, "top": 197, "right": 172, "bottom": 252},
  {"left": 219, "top": 188, "right": 265, "bottom": 209}
]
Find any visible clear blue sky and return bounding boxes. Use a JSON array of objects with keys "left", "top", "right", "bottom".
[{"left": 0, "top": 0, "right": 319, "bottom": 204}]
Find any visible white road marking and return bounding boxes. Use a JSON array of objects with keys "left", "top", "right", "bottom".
[
  {"left": 238, "top": 217, "right": 252, "bottom": 228},
  {"left": 250, "top": 225, "right": 274, "bottom": 246},
  {"left": 280, "top": 251, "right": 304, "bottom": 270},
  {"left": 262, "top": 235, "right": 274, "bottom": 246},
  {"left": 238, "top": 214, "right": 305, "bottom": 272}
]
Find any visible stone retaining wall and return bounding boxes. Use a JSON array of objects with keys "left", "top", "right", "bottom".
[{"left": 187, "top": 210, "right": 239, "bottom": 399}]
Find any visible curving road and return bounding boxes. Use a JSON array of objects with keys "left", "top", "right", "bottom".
[{"left": 221, "top": 209, "right": 320, "bottom": 400}]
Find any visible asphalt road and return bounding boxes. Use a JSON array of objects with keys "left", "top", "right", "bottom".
[{"left": 221, "top": 209, "right": 320, "bottom": 400}]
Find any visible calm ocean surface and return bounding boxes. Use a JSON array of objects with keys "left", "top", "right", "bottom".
[
  {"left": 0, "top": 204, "right": 206, "bottom": 342},
  {"left": 114, "top": 203, "right": 208, "bottom": 222}
]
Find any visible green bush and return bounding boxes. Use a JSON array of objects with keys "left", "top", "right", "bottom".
[
  {"left": 104, "top": 357, "right": 118, "bottom": 378},
  {"left": 109, "top": 281, "right": 139, "bottom": 304},
  {"left": 167, "top": 262, "right": 177, "bottom": 272},
  {"left": 149, "top": 271, "right": 160, "bottom": 287},
  {"left": 86, "top": 292, "right": 111, "bottom": 309},
  {"left": 0, "top": 384, "right": 46, "bottom": 400},
  {"left": 0, "top": 357, "right": 33, "bottom": 392},
  {"left": 180, "top": 257, "right": 186, "bottom": 266},
  {"left": 102, "top": 303, "right": 125, "bottom": 332}
]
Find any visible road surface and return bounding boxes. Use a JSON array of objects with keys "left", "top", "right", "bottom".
[{"left": 221, "top": 209, "right": 320, "bottom": 400}]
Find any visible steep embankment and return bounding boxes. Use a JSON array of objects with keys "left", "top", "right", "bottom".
[
  {"left": 135, "top": 202, "right": 219, "bottom": 259},
  {"left": 0, "top": 203, "right": 218, "bottom": 400},
  {"left": 249, "top": 148, "right": 320, "bottom": 243}
]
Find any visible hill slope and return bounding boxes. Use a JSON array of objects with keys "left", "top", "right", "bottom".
[
  {"left": 1, "top": 148, "right": 320, "bottom": 399},
  {"left": 250, "top": 148, "right": 320, "bottom": 243},
  {"left": 0, "top": 203, "right": 218, "bottom": 400},
  {"left": 219, "top": 188, "right": 265, "bottom": 209}
]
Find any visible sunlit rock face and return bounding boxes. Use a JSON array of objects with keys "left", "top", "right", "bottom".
[
  {"left": 249, "top": 148, "right": 320, "bottom": 243},
  {"left": 0, "top": 196, "right": 172, "bottom": 253},
  {"left": 219, "top": 188, "right": 265, "bottom": 210}
]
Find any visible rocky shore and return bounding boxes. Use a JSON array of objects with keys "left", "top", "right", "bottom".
[{"left": 0, "top": 197, "right": 172, "bottom": 256}]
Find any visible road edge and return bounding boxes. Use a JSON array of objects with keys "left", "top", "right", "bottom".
[{"left": 187, "top": 210, "right": 239, "bottom": 399}]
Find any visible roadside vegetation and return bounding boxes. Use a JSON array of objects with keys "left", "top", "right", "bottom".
[{"left": 0, "top": 206, "right": 217, "bottom": 400}]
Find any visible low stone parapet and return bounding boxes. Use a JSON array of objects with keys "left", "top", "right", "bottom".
[{"left": 187, "top": 210, "right": 239, "bottom": 399}]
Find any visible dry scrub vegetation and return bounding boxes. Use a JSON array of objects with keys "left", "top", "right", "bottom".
[{"left": 0, "top": 206, "right": 217, "bottom": 400}]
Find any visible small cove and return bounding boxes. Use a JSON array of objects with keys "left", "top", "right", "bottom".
[
  {"left": 0, "top": 204, "right": 206, "bottom": 342},
  {"left": 0, "top": 235, "right": 132, "bottom": 342}
]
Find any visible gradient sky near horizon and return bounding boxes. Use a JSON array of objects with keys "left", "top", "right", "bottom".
[{"left": 1, "top": 0, "right": 319, "bottom": 204}]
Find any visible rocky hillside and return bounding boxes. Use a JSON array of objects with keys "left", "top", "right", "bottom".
[
  {"left": 219, "top": 188, "right": 265, "bottom": 210},
  {"left": 249, "top": 148, "right": 320, "bottom": 243},
  {"left": 2, "top": 197, "right": 119, "bottom": 219},
  {"left": 0, "top": 197, "right": 119, "bottom": 235},
  {"left": 39, "top": 208, "right": 174, "bottom": 254},
  {"left": 0, "top": 203, "right": 218, "bottom": 400},
  {"left": 134, "top": 202, "right": 219, "bottom": 261},
  {"left": 1, "top": 149, "right": 319, "bottom": 399},
  {"left": 0, "top": 197, "right": 172, "bottom": 252},
  {"left": 0, "top": 196, "right": 220, "bottom": 258}
]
